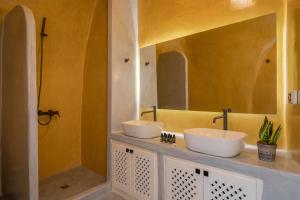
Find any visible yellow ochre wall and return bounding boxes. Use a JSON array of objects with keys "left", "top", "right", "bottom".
[
  {"left": 0, "top": 0, "right": 108, "bottom": 179},
  {"left": 81, "top": 0, "right": 108, "bottom": 177},
  {"left": 139, "top": 0, "right": 291, "bottom": 149},
  {"left": 286, "top": 0, "right": 300, "bottom": 158}
]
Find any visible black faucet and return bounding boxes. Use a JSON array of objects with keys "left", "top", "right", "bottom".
[
  {"left": 141, "top": 106, "right": 157, "bottom": 121},
  {"left": 212, "top": 108, "right": 231, "bottom": 130}
]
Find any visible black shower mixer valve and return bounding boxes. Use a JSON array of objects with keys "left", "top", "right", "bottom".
[{"left": 38, "top": 110, "right": 60, "bottom": 118}]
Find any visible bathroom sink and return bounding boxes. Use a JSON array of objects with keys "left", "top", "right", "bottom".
[
  {"left": 121, "top": 120, "right": 163, "bottom": 139},
  {"left": 184, "top": 128, "right": 247, "bottom": 157}
]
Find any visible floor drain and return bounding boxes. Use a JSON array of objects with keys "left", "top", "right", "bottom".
[{"left": 60, "top": 184, "right": 70, "bottom": 189}]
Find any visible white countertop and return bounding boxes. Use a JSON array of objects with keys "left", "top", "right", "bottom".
[{"left": 111, "top": 131, "right": 300, "bottom": 176}]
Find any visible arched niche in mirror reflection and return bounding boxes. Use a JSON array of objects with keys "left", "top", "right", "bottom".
[{"left": 157, "top": 51, "right": 188, "bottom": 110}]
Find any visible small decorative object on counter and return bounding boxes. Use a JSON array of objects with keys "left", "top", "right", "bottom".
[
  {"left": 172, "top": 134, "right": 176, "bottom": 144},
  {"left": 163, "top": 133, "right": 167, "bottom": 142},
  {"left": 167, "top": 134, "right": 172, "bottom": 143},
  {"left": 160, "top": 132, "right": 176, "bottom": 144},
  {"left": 257, "top": 116, "right": 282, "bottom": 162},
  {"left": 160, "top": 133, "right": 164, "bottom": 142}
]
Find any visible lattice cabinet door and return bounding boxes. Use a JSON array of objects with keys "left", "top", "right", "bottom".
[
  {"left": 203, "top": 166, "right": 261, "bottom": 200},
  {"left": 111, "top": 141, "right": 132, "bottom": 194},
  {"left": 132, "top": 147, "right": 158, "bottom": 200},
  {"left": 165, "top": 157, "right": 204, "bottom": 200}
]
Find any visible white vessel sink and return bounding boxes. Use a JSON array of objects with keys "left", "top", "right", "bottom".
[
  {"left": 121, "top": 120, "right": 163, "bottom": 139},
  {"left": 184, "top": 128, "right": 247, "bottom": 157}
]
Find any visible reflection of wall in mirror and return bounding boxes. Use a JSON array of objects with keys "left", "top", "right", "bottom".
[
  {"left": 156, "top": 14, "right": 277, "bottom": 114},
  {"left": 156, "top": 51, "right": 188, "bottom": 110},
  {"left": 140, "top": 45, "right": 157, "bottom": 109}
]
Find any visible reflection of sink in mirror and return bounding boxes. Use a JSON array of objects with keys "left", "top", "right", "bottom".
[
  {"left": 184, "top": 128, "right": 247, "bottom": 157},
  {"left": 122, "top": 120, "right": 163, "bottom": 139}
]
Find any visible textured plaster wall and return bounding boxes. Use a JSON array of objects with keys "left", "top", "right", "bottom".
[
  {"left": 140, "top": 45, "right": 157, "bottom": 109},
  {"left": 1, "top": 5, "right": 38, "bottom": 199},
  {"left": 286, "top": 0, "right": 300, "bottom": 159},
  {"left": 111, "top": 0, "right": 138, "bottom": 132},
  {"left": 81, "top": 0, "right": 108, "bottom": 177}
]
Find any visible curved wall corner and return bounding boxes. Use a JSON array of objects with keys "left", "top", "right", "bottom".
[{"left": 1, "top": 5, "right": 38, "bottom": 200}]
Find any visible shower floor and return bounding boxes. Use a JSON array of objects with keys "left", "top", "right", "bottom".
[
  {"left": 92, "top": 192, "right": 125, "bottom": 200},
  {"left": 39, "top": 166, "right": 106, "bottom": 200}
]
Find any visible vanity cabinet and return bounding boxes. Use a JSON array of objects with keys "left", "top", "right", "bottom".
[
  {"left": 165, "top": 156, "right": 262, "bottom": 200},
  {"left": 111, "top": 141, "right": 158, "bottom": 200},
  {"left": 165, "top": 156, "right": 204, "bottom": 200},
  {"left": 111, "top": 141, "right": 131, "bottom": 193}
]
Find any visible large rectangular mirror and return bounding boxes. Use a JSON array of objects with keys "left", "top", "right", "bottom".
[{"left": 140, "top": 14, "right": 277, "bottom": 114}]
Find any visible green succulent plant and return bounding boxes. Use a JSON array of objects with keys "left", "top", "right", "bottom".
[{"left": 259, "top": 116, "right": 282, "bottom": 145}]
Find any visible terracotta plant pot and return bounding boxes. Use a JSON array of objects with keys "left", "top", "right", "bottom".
[{"left": 257, "top": 142, "right": 277, "bottom": 162}]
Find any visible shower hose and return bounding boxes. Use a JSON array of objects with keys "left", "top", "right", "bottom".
[{"left": 37, "top": 17, "right": 52, "bottom": 126}]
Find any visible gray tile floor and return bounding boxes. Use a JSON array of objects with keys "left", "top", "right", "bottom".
[
  {"left": 92, "top": 192, "right": 125, "bottom": 200},
  {"left": 39, "top": 166, "right": 106, "bottom": 200}
]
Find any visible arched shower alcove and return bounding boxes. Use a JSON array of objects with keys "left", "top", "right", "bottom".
[{"left": 0, "top": 2, "right": 108, "bottom": 199}]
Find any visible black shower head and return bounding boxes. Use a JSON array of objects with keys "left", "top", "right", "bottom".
[{"left": 41, "top": 17, "right": 48, "bottom": 37}]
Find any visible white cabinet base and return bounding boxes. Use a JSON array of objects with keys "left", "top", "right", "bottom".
[
  {"left": 111, "top": 142, "right": 131, "bottom": 194},
  {"left": 111, "top": 141, "right": 158, "bottom": 200},
  {"left": 165, "top": 156, "right": 263, "bottom": 200},
  {"left": 165, "top": 157, "right": 203, "bottom": 200}
]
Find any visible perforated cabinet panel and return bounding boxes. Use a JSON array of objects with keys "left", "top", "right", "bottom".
[
  {"left": 111, "top": 142, "right": 131, "bottom": 194},
  {"left": 165, "top": 156, "right": 262, "bottom": 200},
  {"left": 132, "top": 147, "right": 157, "bottom": 200},
  {"left": 203, "top": 167, "right": 257, "bottom": 200},
  {"left": 165, "top": 157, "right": 204, "bottom": 200}
]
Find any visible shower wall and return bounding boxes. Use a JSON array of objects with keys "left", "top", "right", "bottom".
[
  {"left": 81, "top": 0, "right": 108, "bottom": 176},
  {"left": 0, "top": 0, "right": 108, "bottom": 179},
  {"left": 1, "top": 5, "right": 38, "bottom": 199}
]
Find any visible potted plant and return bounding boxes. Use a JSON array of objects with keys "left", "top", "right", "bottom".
[{"left": 257, "top": 116, "right": 282, "bottom": 162}]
